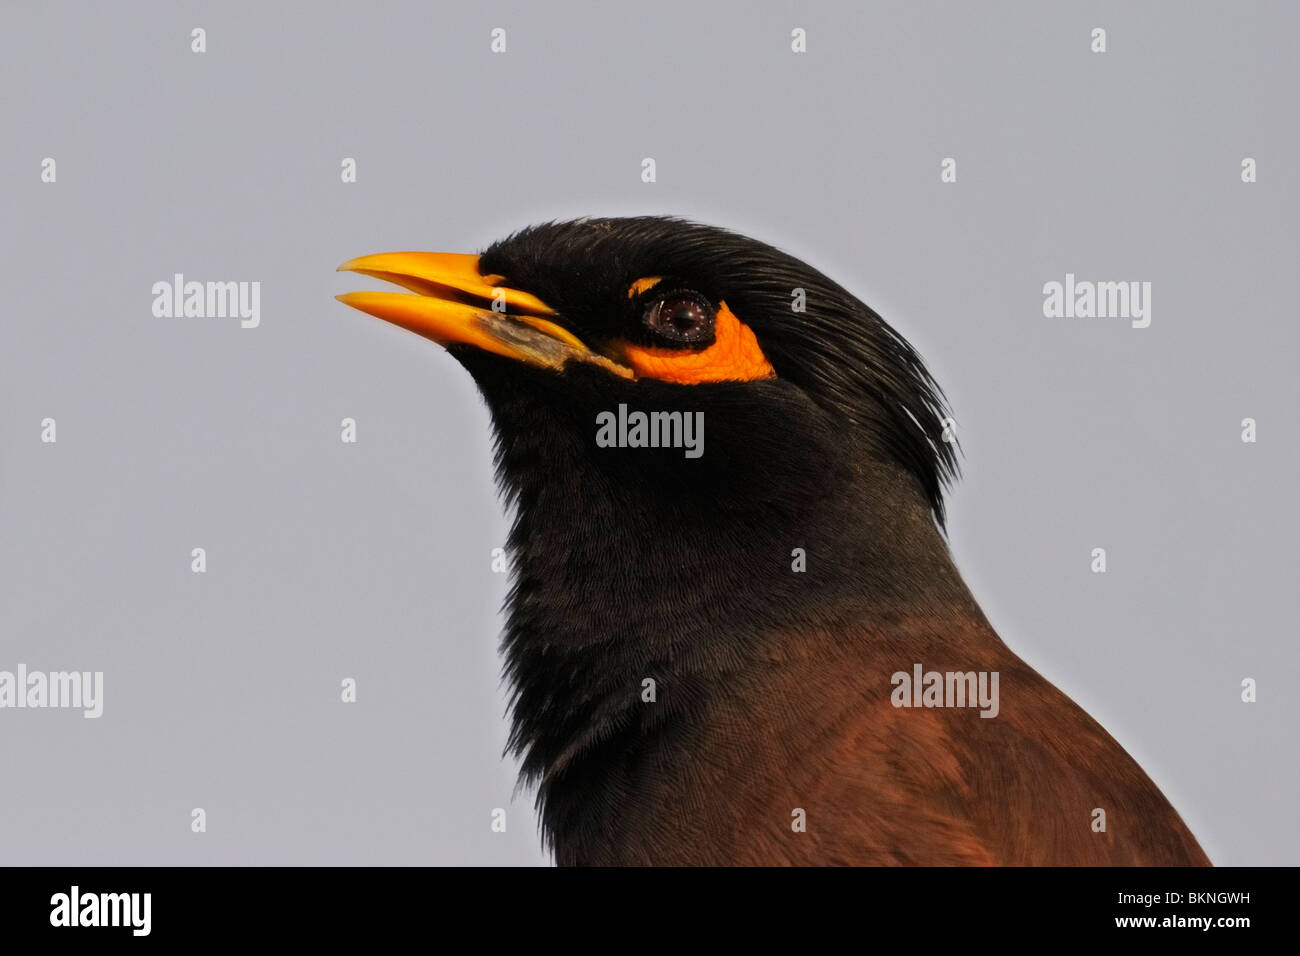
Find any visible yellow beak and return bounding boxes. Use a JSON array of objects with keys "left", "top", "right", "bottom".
[{"left": 336, "top": 252, "right": 633, "bottom": 378}]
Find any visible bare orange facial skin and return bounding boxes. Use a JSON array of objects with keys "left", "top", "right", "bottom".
[
  {"left": 615, "top": 302, "right": 776, "bottom": 385},
  {"left": 627, "top": 277, "right": 663, "bottom": 297}
]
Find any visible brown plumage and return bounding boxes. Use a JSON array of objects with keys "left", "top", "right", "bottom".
[{"left": 578, "top": 618, "right": 1209, "bottom": 865}]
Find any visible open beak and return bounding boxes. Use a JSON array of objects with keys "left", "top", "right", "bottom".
[{"left": 336, "top": 252, "right": 633, "bottom": 378}]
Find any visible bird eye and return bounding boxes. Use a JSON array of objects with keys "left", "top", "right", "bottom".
[{"left": 643, "top": 292, "right": 716, "bottom": 345}]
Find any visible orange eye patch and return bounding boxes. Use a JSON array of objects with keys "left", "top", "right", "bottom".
[{"left": 614, "top": 302, "right": 776, "bottom": 385}]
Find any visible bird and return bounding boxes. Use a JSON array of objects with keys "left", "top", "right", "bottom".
[{"left": 336, "top": 216, "right": 1210, "bottom": 866}]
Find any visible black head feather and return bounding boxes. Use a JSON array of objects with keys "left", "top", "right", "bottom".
[{"left": 479, "top": 216, "right": 959, "bottom": 527}]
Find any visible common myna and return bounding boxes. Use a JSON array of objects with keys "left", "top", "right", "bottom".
[{"left": 337, "top": 217, "right": 1209, "bottom": 866}]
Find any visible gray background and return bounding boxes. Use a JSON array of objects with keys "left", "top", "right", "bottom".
[{"left": 1, "top": 1, "right": 1295, "bottom": 865}]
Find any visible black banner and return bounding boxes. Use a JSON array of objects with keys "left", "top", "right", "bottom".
[{"left": 0, "top": 865, "right": 1281, "bottom": 942}]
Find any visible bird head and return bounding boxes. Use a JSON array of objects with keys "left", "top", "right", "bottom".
[
  {"left": 338, "top": 215, "right": 956, "bottom": 519},
  {"left": 337, "top": 217, "right": 975, "bottom": 815}
]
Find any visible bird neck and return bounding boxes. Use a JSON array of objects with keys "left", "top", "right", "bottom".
[
  {"left": 496, "top": 442, "right": 983, "bottom": 861},
  {"left": 468, "top": 361, "right": 984, "bottom": 860}
]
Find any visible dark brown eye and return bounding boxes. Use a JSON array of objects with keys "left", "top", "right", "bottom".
[{"left": 643, "top": 292, "right": 715, "bottom": 344}]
